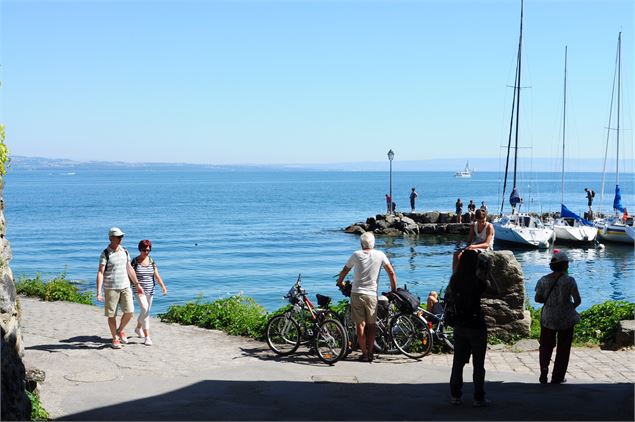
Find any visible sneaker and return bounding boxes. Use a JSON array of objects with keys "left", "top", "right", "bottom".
[
  {"left": 551, "top": 378, "right": 567, "bottom": 384},
  {"left": 450, "top": 397, "right": 462, "bottom": 406},
  {"left": 118, "top": 331, "right": 129, "bottom": 344},
  {"left": 111, "top": 339, "right": 122, "bottom": 349},
  {"left": 135, "top": 327, "right": 144, "bottom": 339},
  {"left": 473, "top": 399, "right": 492, "bottom": 407},
  {"left": 539, "top": 371, "right": 548, "bottom": 384},
  {"left": 144, "top": 337, "right": 153, "bottom": 346}
]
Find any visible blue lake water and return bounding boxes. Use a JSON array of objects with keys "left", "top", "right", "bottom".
[{"left": 4, "top": 169, "right": 634, "bottom": 314}]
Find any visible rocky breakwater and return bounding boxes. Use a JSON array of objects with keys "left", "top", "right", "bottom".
[
  {"left": 0, "top": 177, "right": 32, "bottom": 420},
  {"left": 344, "top": 212, "right": 476, "bottom": 236},
  {"left": 480, "top": 250, "right": 531, "bottom": 340}
]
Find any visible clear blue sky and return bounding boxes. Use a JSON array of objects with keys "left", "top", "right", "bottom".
[{"left": 1, "top": 0, "right": 633, "bottom": 165}]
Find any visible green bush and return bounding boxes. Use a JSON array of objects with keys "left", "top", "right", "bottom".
[
  {"left": 16, "top": 273, "right": 93, "bottom": 305},
  {"left": 27, "top": 390, "right": 49, "bottom": 421},
  {"left": 159, "top": 295, "right": 268, "bottom": 340},
  {"left": 574, "top": 301, "right": 635, "bottom": 344}
]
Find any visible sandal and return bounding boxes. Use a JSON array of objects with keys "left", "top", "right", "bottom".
[{"left": 357, "top": 354, "right": 369, "bottom": 362}]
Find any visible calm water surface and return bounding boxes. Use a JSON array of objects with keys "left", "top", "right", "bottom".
[{"left": 4, "top": 169, "right": 634, "bottom": 314}]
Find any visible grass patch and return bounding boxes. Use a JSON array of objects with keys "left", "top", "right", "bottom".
[
  {"left": 158, "top": 295, "right": 268, "bottom": 340},
  {"left": 27, "top": 390, "right": 49, "bottom": 421},
  {"left": 16, "top": 273, "right": 93, "bottom": 305}
]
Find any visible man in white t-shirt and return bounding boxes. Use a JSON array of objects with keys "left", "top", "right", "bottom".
[{"left": 336, "top": 232, "right": 397, "bottom": 362}]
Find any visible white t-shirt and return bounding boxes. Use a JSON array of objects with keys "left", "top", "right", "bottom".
[{"left": 345, "top": 249, "right": 390, "bottom": 296}]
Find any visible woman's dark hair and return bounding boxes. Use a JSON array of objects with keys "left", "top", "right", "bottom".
[
  {"left": 138, "top": 239, "right": 152, "bottom": 251},
  {"left": 450, "top": 249, "right": 479, "bottom": 291},
  {"left": 549, "top": 261, "right": 568, "bottom": 273},
  {"left": 475, "top": 209, "right": 487, "bottom": 220}
]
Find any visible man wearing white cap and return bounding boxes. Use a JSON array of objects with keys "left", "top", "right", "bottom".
[
  {"left": 96, "top": 227, "right": 144, "bottom": 349},
  {"left": 534, "top": 250, "right": 582, "bottom": 384}
]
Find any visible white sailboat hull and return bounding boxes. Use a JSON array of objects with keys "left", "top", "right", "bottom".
[
  {"left": 596, "top": 219, "right": 635, "bottom": 244},
  {"left": 626, "top": 225, "right": 635, "bottom": 242},
  {"left": 552, "top": 219, "right": 598, "bottom": 243},
  {"left": 493, "top": 215, "right": 554, "bottom": 248}
]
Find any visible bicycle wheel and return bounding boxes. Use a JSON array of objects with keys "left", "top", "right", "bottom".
[
  {"left": 266, "top": 314, "right": 301, "bottom": 355},
  {"left": 390, "top": 313, "right": 433, "bottom": 359},
  {"left": 437, "top": 321, "right": 455, "bottom": 351},
  {"left": 315, "top": 318, "right": 347, "bottom": 364}
]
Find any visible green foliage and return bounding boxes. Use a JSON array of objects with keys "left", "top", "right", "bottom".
[
  {"left": 16, "top": 273, "right": 93, "bottom": 305},
  {"left": 0, "top": 124, "right": 8, "bottom": 176},
  {"left": 27, "top": 390, "right": 49, "bottom": 421},
  {"left": 574, "top": 301, "right": 635, "bottom": 344},
  {"left": 159, "top": 295, "right": 268, "bottom": 339}
]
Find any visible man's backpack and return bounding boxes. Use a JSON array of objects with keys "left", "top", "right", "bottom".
[
  {"left": 391, "top": 287, "right": 420, "bottom": 314},
  {"left": 102, "top": 247, "right": 129, "bottom": 271}
]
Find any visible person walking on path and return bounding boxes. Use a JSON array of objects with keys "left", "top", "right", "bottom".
[
  {"left": 131, "top": 239, "right": 168, "bottom": 346},
  {"left": 452, "top": 209, "right": 495, "bottom": 273},
  {"left": 409, "top": 188, "right": 418, "bottom": 212},
  {"left": 336, "top": 232, "right": 397, "bottom": 362},
  {"left": 96, "top": 227, "right": 144, "bottom": 349},
  {"left": 449, "top": 249, "right": 490, "bottom": 407},
  {"left": 535, "top": 250, "right": 581, "bottom": 384},
  {"left": 455, "top": 198, "right": 463, "bottom": 223},
  {"left": 468, "top": 200, "right": 476, "bottom": 222}
]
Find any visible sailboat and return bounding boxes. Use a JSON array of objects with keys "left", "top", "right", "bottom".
[
  {"left": 454, "top": 161, "right": 473, "bottom": 178},
  {"left": 492, "top": 0, "right": 554, "bottom": 249},
  {"left": 551, "top": 46, "right": 598, "bottom": 243},
  {"left": 595, "top": 32, "right": 634, "bottom": 244}
]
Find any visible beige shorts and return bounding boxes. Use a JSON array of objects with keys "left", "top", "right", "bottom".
[
  {"left": 104, "top": 288, "right": 134, "bottom": 317},
  {"left": 351, "top": 293, "right": 378, "bottom": 324}
]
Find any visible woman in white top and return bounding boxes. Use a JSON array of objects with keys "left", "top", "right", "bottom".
[{"left": 453, "top": 209, "right": 495, "bottom": 273}]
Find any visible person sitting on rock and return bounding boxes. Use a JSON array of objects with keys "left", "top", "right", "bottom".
[{"left": 452, "top": 209, "right": 495, "bottom": 273}]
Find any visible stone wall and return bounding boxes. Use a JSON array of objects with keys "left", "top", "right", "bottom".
[{"left": 0, "top": 177, "right": 31, "bottom": 420}]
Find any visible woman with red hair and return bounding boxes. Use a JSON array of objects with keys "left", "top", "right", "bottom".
[{"left": 131, "top": 239, "right": 167, "bottom": 346}]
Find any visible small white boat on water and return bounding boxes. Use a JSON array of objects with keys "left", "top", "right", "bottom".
[
  {"left": 491, "top": 1, "right": 554, "bottom": 249},
  {"left": 454, "top": 161, "right": 472, "bottom": 178},
  {"left": 595, "top": 214, "right": 634, "bottom": 244},
  {"left": 494, "top": 212, "right": 554, "bottom": 248},
  {"left": 625, "top": 224, "right": 635, "bottom": 243}
]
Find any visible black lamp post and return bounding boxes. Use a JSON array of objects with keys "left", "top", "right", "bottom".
[{"left": 387, "top": 149, "right": 394, "bottom": 214}]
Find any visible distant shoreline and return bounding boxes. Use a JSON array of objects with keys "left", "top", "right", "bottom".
[{"left": 9, "top": 155, "right": 635, "bottom": 173}]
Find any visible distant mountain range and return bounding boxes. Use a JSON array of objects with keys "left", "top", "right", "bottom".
[{"left": 7, "top": 155, "right": 633, "bottom": 173}]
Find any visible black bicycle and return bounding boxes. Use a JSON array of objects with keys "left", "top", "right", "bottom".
[
  {"left": 266, "top": 275, "right": 348, "bottom": 365},
  {"left": 419, "top": 299, "right": 455, "bottom": 352}
]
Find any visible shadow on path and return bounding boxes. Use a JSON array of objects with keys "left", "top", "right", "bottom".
[
  {"left": 60, "top": 380, "right": 634, "bottom": 421},
  {"left": 26, "top": 336, "right": 111, "bottom": 352}
]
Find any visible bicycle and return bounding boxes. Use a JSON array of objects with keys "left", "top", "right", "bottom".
[
  {"left": 419, "top": 299, "right": 455, "bottom": 352},
  {"left": 265, "top": 274, "right": 348, "bottom": 365},
  {"left": 337, "top": 281, "right": 433, "bottom": 359}
]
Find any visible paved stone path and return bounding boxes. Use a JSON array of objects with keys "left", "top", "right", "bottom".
[{"left": 20, "top": 297, "right": 634, "bottom": 421}]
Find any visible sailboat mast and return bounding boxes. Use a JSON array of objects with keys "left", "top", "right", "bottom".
[
  {"left": 561, "top": 46, "right": 567, "bottom": 205},
  {"left": 616, "top": 32, "right": 621, "bottom": 185},
  {"left": 512, "top": 0, "right": 524, "bottom": 190},
  {"left": 600, "top": 34, "right": 620, "bottom": 210}
]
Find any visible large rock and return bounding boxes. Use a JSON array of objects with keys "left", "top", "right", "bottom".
[
  {"left": 480, "top": 250, "right": 531, "bottom": 340},
  {"left": 614, "top": 320, "right": 635, "bottom": 349}
]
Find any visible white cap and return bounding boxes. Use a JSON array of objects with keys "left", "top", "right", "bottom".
[
  {"left": 551, "top": 250, "right": 570, "bottom": 263},
  {"left": 108, "top": 227, "right": 125, "bottom": 237}
]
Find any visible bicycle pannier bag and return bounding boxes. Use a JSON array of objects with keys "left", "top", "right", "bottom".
[{"left": 394, "top": 288, "right": 420, "bottom": 313}]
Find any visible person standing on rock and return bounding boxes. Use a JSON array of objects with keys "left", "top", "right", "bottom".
[
  {"left": 448, "top": 249, "right": 490, "bottom": 407},
  {"left": 96, "top": 227, "right": 144, "bottom": 349},
  {"left": 409, "top": 188, "right": 418, "bottom": 212},
  {"left": 385, "top": 194, "right": 392, "bottom": 214},
  {"left": 535, "top": 250, "right": 581, "bottom": 384},
  {"left": 455, "top": 198, "right": 463, "bottom": 223},
  {"left": 336, "top": 232, "right": 397, "bottom": 362},
  {"left": 468, "top": 200, "right": 476, "bottom": 221},
  {"left": 131, "top": 239, "right": 168, "bottom": 346}
]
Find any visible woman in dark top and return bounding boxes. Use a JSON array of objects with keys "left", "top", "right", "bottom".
[{"left": 448, "top": 250, "right": 489, "bottom": 407}]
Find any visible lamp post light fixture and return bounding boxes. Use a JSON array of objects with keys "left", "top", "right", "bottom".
[{"left": 387, "top": 149, "right": 395, "bottom": 214}]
